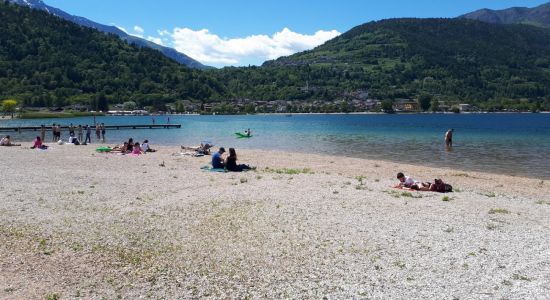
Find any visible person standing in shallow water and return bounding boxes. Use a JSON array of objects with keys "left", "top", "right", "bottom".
[{"left": 445, "top": 129, "right": 453, "bottom": 147}]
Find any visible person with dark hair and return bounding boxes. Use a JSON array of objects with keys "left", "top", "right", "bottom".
[
  {"left": 142, "top": 140, "right": 156, "bottom": 153},
  {"left": 395, "top": 172, "right": 418, "bottom": 189},
  {"left": 132, "top": 142, "right": 142, "bottom": 155},
  {"left": 84, "top": 125, "right": 92, "bottom": 144},
  {"left": 225, "top": 148, "right": 251, "bottom": 172},
  {"left": 31, "top": 136, "right": 47, "bottom": 149},
  {"left": 127, "top": 138, "right": 134, "bottom": 152},
  {"left": 69, "top": 123, "right": 75, "bottom": 136},
  {"left": 445, "top": 129, "right": 454, "bottom": 147},
  {"left": 212, "top": 147, "right": 226, "bottom": 169},
  {"left": 0, "top": 135, "right": 20, "bottom": 146}
]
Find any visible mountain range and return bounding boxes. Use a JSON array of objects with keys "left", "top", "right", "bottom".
[
  {"left": 1, "top": 1, "right": 550, "bottom": 112},
  {"left": 460, "top": 2, "right": 550, "bottom": 27},
  {"left": 7, "top": 0, "right": 208, "bottom": 69}
]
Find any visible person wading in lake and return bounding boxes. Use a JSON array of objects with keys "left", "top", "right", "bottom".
[{"left": 445, "top": 129, "right": 454, "bottom": 147}]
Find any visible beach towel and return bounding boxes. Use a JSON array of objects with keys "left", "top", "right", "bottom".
[{"left": 200, "top": 166, "right": 226, "bottom": 172}]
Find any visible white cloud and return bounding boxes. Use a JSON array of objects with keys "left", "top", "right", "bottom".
[
  {"left": 133, "top": 25, "right": 144, "bottom": 34},
  {"left": 168, "top": 27, "right": 340, "bottom": 66},
  {"left": 147, "top": 36, "right": 164, "bottom": 46}
]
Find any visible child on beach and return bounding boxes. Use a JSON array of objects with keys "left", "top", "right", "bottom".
[
  {"left": 132, "top": 142, "right": 143, "bottom": 155},
  {"left": 395, "top": 172, "right": 430, "bottom": 191},
  {"left": 30, "top": 136, "right": 48, "bottom": 149}
]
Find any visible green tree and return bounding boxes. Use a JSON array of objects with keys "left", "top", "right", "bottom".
[
  {"left": 122, "top": 101, "right": 137, "bottom": 111},
  {"left": 430, "top": 97, "right": 440, "bottom": 112},
  {"left": 418, "top": 93, "right": 432, "bottom": 111},
  {"left": 381, "top": 100, "right": 394, "bottom": 112},
  {"left": 1, "top": 99, "right": 17, "bottom": 118}
]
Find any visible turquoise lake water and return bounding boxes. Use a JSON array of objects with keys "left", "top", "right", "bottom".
[{"left": 2, "top": 113, "right": 550, "bottom": 179}]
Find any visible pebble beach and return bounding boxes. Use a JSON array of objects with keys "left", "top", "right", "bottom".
[{"left": 0, "top": 144, "right": 549, "bottom": 299}]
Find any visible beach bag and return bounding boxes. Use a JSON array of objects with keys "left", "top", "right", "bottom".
[{"left": 431, "top": 179, "right": 452, "bottom": 193}]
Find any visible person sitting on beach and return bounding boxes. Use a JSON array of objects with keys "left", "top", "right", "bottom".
[
  {"left": 30, "top": 136, "right": 48, "bottom": 149},
  {"left": 0, "top": 135, "right": 21, "bottom": 146},
  {"left": 132, "top": 142, "right": 143, "bottom": 155},
  {"left": 111, "top": 142, "right": 128, "bottom": 153},
  {"left": 212, "top": 147, "right": 226, "bottom": 168},
  {"left": 127, "top": 138, "right": 134, "bottom": 152},
  {"left": 142, "top": 140, "right": 156, "bottom": 153},
  {"left": 68, "top": 134, "right": 80, "bottom": 145},
  {"left": 225, "top": 148, "right": 252, "bottom": 172}
]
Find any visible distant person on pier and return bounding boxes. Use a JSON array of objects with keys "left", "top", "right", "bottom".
[{"left": 445, "top": 129, "right": 454, "bottom": 147}]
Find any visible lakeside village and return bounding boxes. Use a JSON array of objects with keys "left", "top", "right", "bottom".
[{"left": 4, "top": 89, "right": 541, "bottom": 118}]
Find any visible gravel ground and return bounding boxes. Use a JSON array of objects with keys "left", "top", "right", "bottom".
[{"left": 0, "top": 144, "right": 549, "bottom": 299}]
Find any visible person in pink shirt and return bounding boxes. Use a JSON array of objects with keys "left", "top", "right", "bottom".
[
  {"left": 30, "top": 136, "right": 48, "bottom": 149},
  {"left": 131, "top": 142, "right": 142, "bottom": 155}
]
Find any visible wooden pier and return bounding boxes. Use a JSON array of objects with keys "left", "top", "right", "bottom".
[{"left": 0, "top": 124, "right": 180, "bottom": 132}]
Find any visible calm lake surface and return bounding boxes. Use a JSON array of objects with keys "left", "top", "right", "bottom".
[{"left": 2, "top": 113, "right": 550, "bottom": 179}]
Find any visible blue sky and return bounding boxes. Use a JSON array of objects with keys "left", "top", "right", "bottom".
[{"left": 44, "top": 0, "right": 550, "bottom": 67}]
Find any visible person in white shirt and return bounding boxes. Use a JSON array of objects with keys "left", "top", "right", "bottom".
[{"left": 395, "top": 172, "right": 431, "bottom": 191}]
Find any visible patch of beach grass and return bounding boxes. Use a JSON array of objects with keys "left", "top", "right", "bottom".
[
  {"left": 264, "top": 167, "right": 314, "bottom": 175},
  {"left": 240, "top": 177, "right": 248, "bottom": 184},
  {"left": 442, "top": 196, "right": 450, "bottom": 202},
  {"left": 44, "top": 293, "right": 61, "bottom": 300},
  {"left": 513, "top": 274, "right": 532, "bottom": 281},
  {"left": 393, "top": 261, "right": 406, "bottom": 269},
  {"left": 482, "top": 191, "right": 496, "bottom": 198},
  {"left": 535, "top": 200, "right": 550, "bottom": 205},
  {"left": 486, "top": 223, "right": 498, "bottom": 230},
  {"left": 489, "top": 208, "right": 509, "bottom": 214},
  {"left": 255, "top": 175, "right": 262, "bottom": 180},
  {"left": 444, "top": 227, "right": 454, "bottom": 233},
  {"left": 453, "top": 172, "right": 471, "bottom": 177}
]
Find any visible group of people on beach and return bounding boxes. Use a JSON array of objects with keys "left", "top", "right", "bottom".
[
  {"left": 211, "top": 147, "right": 252, "bottom": 172},
  {"left": 110, "top": 138, "right": 155, "bottom": 155},
  {"left": 394, "top": 172, "right": 452, "bottom": 193},
  {"left": 46, "top": 123, "right": 106, "bottom": 144}
]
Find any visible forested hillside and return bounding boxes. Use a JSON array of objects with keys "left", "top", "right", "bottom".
[
  {"left": 0, "top": 2, "right": 224, "bottom": 110},
  {"left": 2, "top": 1, "right": 550, "bottom": 113},
  {"left": 254, "top": 18, "right": 550, "bottom": 109}
]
